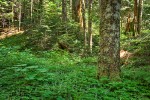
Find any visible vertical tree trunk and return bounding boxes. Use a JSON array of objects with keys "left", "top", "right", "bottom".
[
  {"left": 88, "top": 0, "right": 93, "bottom": 53},
  {"left": 98, "top": 0, "right": 121, "bottom": 80},
  {"left": 22, "top": 0, "right": 26, "bottom": 29},
  {"left": 11, "top": 0, "right": 14, "bottom": 28},
  {"left": 31, "top": 0, "right": 33, "bottom": 23},
  {"left": 62, "top": 0, "right": 67, "bottom": 22},
  {"left": 2, "top": 14, "right": 5, "bottom": 28},
  {"left": 72, "top": 0, "right": 83, "bottom": 28},
  {"left": 70, "top": 0, "right": 72, "bottom": 18},
  {"left": 137, "top": 0, "right": 143, "bottom": 34},
  {"left": 81, "top": 0, "right": 87, "bottom": 52},
  {"left": 62, "top": 0, "right": 67, "bottom": 33},
  {"left": 18, "top": 2, "right": 22, "bottom": 31},
  {"left": 133, "top": 0, "right": 138, "bottom": 36},
  {"left": 38, "top": 0, "right": 43, "bottom": 25}
]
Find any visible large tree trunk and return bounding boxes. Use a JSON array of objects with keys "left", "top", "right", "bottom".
[
  {"left": 72, "top": 0, "right": 83, "bottom": 28},
  {"left": 88, "top": 0, "right": 93, "bottom": 53},
  {"left": 98, "top": 0, "right": 121, "bottom": 80},
  {"left": 137, "top": 0, "right": 143, "bottom": 35}
]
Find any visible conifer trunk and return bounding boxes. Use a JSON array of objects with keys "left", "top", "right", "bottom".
[
  {"left": 88, "top": 0, "right": 93, "bottom": 53},
  {"left": 62, "top": 0, "right": 67, "bottom": 22},
  {"left": 31, "top": 0, "right": 33, "bottom": 23},
  {"left": 18, "top": 2, "right": 22, "bottom": 31},
  {"left": 133, "top": 0, "right": 138, "bottom": 36},
  {"left": 137, "top": 0, "right": 143, "bottom": 34},
  {"left": 98, "top": 0, "right": 121, "bottom": 80},
  {"left": 81, "top": 0, "right": 87, "bottom": 51},
  {"left": 72, "top": 0, "right": 83, "bottom": 28}
]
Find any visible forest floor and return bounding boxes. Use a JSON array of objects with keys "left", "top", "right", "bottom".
[
  {"left": 0, "top": 27, "right": 23, "bottom": 39},
  {"left": 0, "top": 30, "right": 150, "bottom": 99}
]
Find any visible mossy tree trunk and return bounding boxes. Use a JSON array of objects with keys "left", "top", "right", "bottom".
[{"left": 98, "top": 0, "right": 121, "bottom": 80}]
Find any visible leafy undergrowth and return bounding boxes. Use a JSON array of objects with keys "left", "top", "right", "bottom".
[
  {"left": 0, "top": 46, "right": 150, "bottom": 100},
  {"left": 0, "top": 30, "right": 150, "bottom": 99},
  {"left": 121, "top": 30, "right": 150, "bottom": 66}
]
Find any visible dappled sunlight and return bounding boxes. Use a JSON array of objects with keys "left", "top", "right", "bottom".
[{"left": 0, "top": 27, "right": 24, "bottom": 39}]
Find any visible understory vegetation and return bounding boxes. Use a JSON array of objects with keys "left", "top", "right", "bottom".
[
  {"left": 0, "top": 0, "right": 150, "bottom": 99},
  {"left": 0, "top": 30, "right": 150, "bottom": 99}
]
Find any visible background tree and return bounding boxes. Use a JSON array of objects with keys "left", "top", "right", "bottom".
[
  {"left": 81, "top": 0, "right": 87, "bottom": 51},
  {"left": 72, "top": 0, "right": 83, "bottom": 28},
  {"left": 133, "top": 0, "right": 138, "bottom": 36},
  {"left": 30, "top": 0, "right": 33, "bottom": 23},
  {"left": 137, "top": 0, "right": 143, "bottom": 34},
  {"left": 88, "top": 0, "right": 93, "bottom": 53},
  {"left": 18, "top": 1, "right": 22, "bottom": 31},
  {"left": 62, "top": 0, "right": 67, "bottom": 23}
]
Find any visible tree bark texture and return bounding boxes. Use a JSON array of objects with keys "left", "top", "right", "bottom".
[
  {"left": 81, "top": 0, "right": 87, "bottom": 50},
  {"left": 72, "top": 0, "right": 83, "bottom": 27},
  {"left": 98, "top": 0, "right": 121, "bottom": 80}
]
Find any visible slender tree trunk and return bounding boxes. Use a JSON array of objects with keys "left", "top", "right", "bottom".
[
  {"left": 31, "top": 0, "right": 33, "bottom": 23},
  {"left": 98, "top": 0, "right": 121, "bottom": 80},
  {"left": 133, "top": 0, "right": 138, "bottom": 36},
  {"left": 69, "top": 0, "right": 72, "bottom": 18},
  {"left": 62, "top": 0, "right": 67, "bottom": 22},
  {"left": 38, "top": 0, "right": 43, "bottom": 25},
  {"left": 88, "top": 0, "right": 93, "bottom": 53},
  {"left": 22, "top": 0, "right": 26, "bottom": 29},
  {"left": 2, "top": 14, "right": 5, "bottom": 28},
  {"left": 18, "top": 2, "right": 22, "bottom": 31},
  {"left": 81, "top": 0, "right": 87, "bottom": 52},
  {"left": 62, "top": 0, "right": 67, "bottom": 33},
  {"left": 137, "top": 0, "right": 143, "bottom": 34},
  {"left": 11, "top": 0, "right": 14, "bottom": 28}
]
